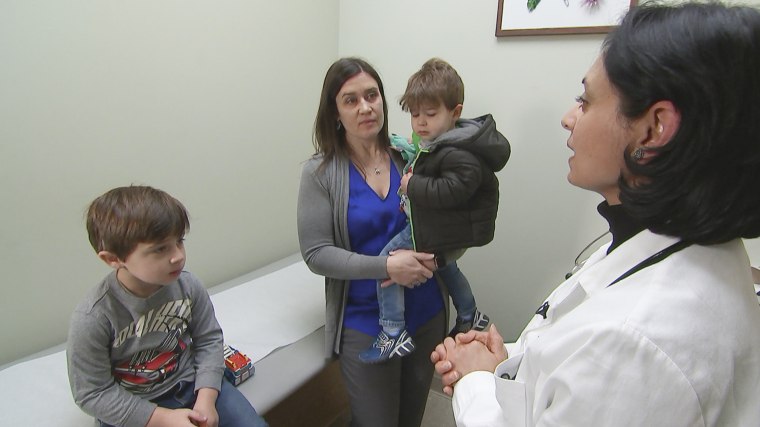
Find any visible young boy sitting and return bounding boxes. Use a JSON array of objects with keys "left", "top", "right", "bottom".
[
  {"left": 359, "top": 58, "right": 511, "bottom": 363},
  {"left": 66, "top": 185, "right": 268, "bottom": 427}
]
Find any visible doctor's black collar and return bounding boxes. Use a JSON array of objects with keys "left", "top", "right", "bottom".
[{"left": 597, "top": 201, "right": 646, "bottom": 255}]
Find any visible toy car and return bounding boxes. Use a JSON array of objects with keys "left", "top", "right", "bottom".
[{"left": 223, "top": 344, "right": 255, "bottom": 386}]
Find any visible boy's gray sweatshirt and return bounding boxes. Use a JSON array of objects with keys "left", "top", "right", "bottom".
[{"left": 66, "top": 270, "right": 224, "bottom": 427}]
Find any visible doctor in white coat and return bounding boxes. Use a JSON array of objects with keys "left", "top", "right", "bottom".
[{"left": 431, "top": 3, "right": 760, "bottom": 426}]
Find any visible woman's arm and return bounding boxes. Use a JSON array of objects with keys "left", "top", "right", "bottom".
[
  {"left": 297, "top": 159, "right": 433, "bottom": 285},
  {"left": 297, "top": 158, "right": 387, "bottom": 279}
]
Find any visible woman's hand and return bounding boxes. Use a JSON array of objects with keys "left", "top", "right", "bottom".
[
  {"left": 382, "top": 249, "right": 434, "bottom": 288},
  {"left": 430, "top": 324, "right": 508, "bottom": 396}
]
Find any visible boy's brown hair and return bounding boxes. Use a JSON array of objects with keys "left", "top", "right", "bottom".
[
  {"left": 399, "top": 57, "right": 465, "bottom": 112},
  {"left": 86, "top": 185, "right": 189, "bottom": 260}
]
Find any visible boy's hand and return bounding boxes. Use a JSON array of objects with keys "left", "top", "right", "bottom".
[
  {"left": 189, "top": 410, "right": 211, "bottom": 427},
  {"left": 147, "top": 407, "right": 208, "bottom": 427},
  {"left": 400, "top": 171, "right": 413, "bottom": 194},
  {"left": 193, "top": 387, "right": 220, "bottom": 427}
]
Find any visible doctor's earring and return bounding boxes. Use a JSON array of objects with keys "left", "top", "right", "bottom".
[
  {"left": 632, "top": 148, "right": 645, "bottom": 161},
  {"left": 336, "top": 120, "right": 342, "bottom": 130}
]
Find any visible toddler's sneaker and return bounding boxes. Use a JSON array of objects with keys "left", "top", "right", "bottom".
[
  {"left": 448, "top": 309, "right": 490, "bottom": 338},
  {"left": 359, "top": 329, "right": 415, "bottom": 364}
]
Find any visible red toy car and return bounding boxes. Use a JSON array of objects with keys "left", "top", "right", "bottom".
[{"left": 223, "top": 344, "right": 255, "bottom": 386}]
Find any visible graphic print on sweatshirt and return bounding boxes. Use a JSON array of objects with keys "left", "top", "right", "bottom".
[{"left": 111, "top": 298, "right": 192, "bottom": 393}]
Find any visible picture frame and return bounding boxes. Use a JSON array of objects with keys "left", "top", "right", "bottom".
[{"left": 496, "top": 0, "right": 638, "bottom": 37}]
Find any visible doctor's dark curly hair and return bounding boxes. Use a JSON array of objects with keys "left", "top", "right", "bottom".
[{"left": 605, "top": 2, "right": 760, "bottom": 244}]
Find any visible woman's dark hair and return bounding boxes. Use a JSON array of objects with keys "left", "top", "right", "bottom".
[
  {"left": 604, "top": 1, "right": 760, "bottom": 244},
  {"left": 312, "top": 57, "right": 390, "bottom": 166}
]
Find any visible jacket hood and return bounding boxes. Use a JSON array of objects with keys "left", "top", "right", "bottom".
[{"left": 428, "top": 114, "right": 511, "bottom": 172}]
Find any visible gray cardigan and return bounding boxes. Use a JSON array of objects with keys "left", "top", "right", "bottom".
[{"left": 297, "top": 150, "right": 448, "bottom": 357}]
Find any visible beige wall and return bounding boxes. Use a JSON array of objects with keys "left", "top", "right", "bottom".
[{"left": 0, "top": 0, "right": 338, "bottom": 366}]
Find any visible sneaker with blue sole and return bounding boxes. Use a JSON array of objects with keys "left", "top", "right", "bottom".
[{"left": 359, "top": 329, "right": 415, "bottom": 364}]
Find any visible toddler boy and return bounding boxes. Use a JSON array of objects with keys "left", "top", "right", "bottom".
[{"left": 360, "top": 58, "right": 511, "bottom": 364}]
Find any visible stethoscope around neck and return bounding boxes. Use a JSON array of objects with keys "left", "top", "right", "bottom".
[
  {"left": 565, "top": 231, "right": 612, "bottom": 280},
  {"left": 536, "top": 231, "right": 692, "bottom": 320},
  {"left": 564, "top": 231, "right": 692, "bottom": 287}
]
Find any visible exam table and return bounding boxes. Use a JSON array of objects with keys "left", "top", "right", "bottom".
[{"left": 0, "top": 254, "right": 348, "bottom": 426}]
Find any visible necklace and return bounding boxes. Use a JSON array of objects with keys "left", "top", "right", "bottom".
[{"left": 351, "top": 151, "right": 385, "bottom": 179}]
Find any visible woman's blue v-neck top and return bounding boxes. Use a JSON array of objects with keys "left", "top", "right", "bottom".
[{"left": 343, "top": 162, "right": 444, "bottom": 336}]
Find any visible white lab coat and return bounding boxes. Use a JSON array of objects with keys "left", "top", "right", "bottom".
[{"left": 453, "top": 230, "right": 760, "bottom": 426}]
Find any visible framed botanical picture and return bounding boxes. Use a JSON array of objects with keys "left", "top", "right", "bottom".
[{"left": 496, "top": 0, "right": 638, "bottom": 36}]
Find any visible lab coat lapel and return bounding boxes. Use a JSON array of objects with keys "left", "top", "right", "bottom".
[
  {"left": 575, "top": 230, "right": 681, "bottom": 296},
  {"left": 525, "top": 231, "right": 681, "bottom": 335}
]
